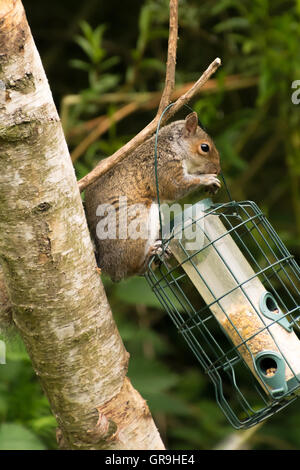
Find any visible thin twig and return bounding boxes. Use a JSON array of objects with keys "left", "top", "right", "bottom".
[
  {"left": 77, "top": 0, "right": 221, "bottom": 192},
  {"left": 78, "top": 57, "right": 221, "bottom": 192},
  {"left": 157, "top": 0, "right": 178, "bottom": 114},
  {"left": 78, "top": 0, "right": 179, "bottom": 192},
  {"left": 67, "top": 75, "right": 257, "bottom": 140},
  {"left": 158, "top": 57, "right": 221, "bottom": 124},
  {"left": 71, "top": 102, "right": 139, "bottom": 162}
]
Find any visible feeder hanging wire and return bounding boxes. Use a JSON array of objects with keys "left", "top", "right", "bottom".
[{"left": 154, "top": 103, "right": 233, "bottom": 241}]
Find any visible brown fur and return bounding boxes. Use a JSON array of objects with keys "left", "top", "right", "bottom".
[{"left": 85, "top": 113, "right": 221, "bottom": 281}]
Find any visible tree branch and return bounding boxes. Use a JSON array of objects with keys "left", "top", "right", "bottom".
[
  {"left": 78, "top": 57, "right": 221, "bottom": 192},
  {"left": 157, "top": 0, "right": 178, "bottom": 114},
  {"left": 71, "top": 102, "right": 139, "bottom": 162},
  {"left": 163, "top": 58, "right": 221, "bottom": 119},
  {"left": 72, "top": 0, "right": 178, "bottom": 165},
  {"left": 67, "top": 75, "right": 257, "bottom": 162},
  {"left": 77, "top": 0, "right": 221, "bottom": 192}
]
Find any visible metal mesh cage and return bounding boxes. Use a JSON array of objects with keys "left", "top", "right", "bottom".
[{"left": 145, "top": 199, "right": 300, "bottom": 429}]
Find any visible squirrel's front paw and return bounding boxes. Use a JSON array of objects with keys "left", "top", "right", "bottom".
[{"left": 199, "top": 174, "right": 221, "bottom": 195}]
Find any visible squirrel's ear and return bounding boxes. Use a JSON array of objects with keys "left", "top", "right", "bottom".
[{"left": 183, "top": 112, "right": 198, "bottom": 137}]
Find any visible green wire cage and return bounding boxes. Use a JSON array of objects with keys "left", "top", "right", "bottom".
[{"left": 145, "top": 198, "right": 300, "bottom": 429}]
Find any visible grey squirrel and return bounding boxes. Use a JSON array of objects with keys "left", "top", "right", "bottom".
[{"left": 84, "top": 112, "right": 221, "bottom": 281}]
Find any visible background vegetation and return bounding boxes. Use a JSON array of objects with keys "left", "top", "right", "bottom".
[{"left": 0, "top": 0, "right": 299, "bottom": 449}]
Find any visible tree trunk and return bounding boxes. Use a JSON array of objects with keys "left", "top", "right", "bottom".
[
  {"left": 0, "top": 266, "right": 12, "bottom": 331},
  {"left": 0, "top": 0, "right": 164, "bottom": 450}
]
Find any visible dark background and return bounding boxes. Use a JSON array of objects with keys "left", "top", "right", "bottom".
[{"left": 0, "top": 0, "right": 299, "bottom": 450}]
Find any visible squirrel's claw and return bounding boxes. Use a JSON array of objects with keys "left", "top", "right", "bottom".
[
  {"left": 149, "top": 240, "right": 172, "bottom": 270},
  {"left": 149, "top": 240, "right": 171, "bottom": 258},
  {"left": 200, "top": 174, "right": 221, "bottom": 195}
]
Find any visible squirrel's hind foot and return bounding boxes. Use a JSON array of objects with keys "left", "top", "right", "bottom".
[
  {"left": 148, "top": 240, "right": 172, "bottom": 272},
  {"left": 149, "top": 240, "right": 171, "bottom": 258}
]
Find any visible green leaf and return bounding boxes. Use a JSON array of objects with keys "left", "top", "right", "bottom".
[
  {"left": 75, "top": 36, "right": 94, "bottom": 60},
  {"left": 139, "top": 5, "right": 153, "bottom": 37},
  {"left": 101, "top": 56, "right": 120, "bottom": 72},
  {"left": 4, "top": 335, "right": 30, "bottom": 362},
  {"left": 0, "top": 423, "right": 46, "bottom": 450},
  {"left": 140, "top": 58, "right": 166, "bottom": 72},
  {"left": 0, "top": 394, "right": 8, "bottom": 418},
  {"left": 69, "top": 59, "right": 91, "bottom": 72},
  {"left": 148, "top": 28, "right": 169, "bottom": 41},
  {"left": 0, "top": 360, "right": 23, "bottom": 382},
  {"left": 74, "top": 161, "right": 91, "bottom": 180},
  {"left": 114, "top": 276, "right": 185, "bottom": 312},
  {"left": 120, "top": 325, "right": 169, "bottom": 354},
  {"left": 90, "top": 74, "right": 120, "bottom": 94},
  {"left": 146, "top": 392, "right": 192, "bottom": 416},
  {"left": 114, "top": 277, "right": 164, "bottom": 308},
  {"left": 75, "top": 22, "right": 108, "bottom": 65},
  {"left": 29, "top": 415, "right": 57, "bottom": 433},
  {"left": 79, "top": 20, "right": 94, "bottom": 42},
  {"left": 214, "top": 17, "right": 249, "bottom": 33},
  {"left": 137, "top": 5, "right": 153, "bottom": 54},
  {"left": 128, "top": 357, "right": 179, "bottom": 394}
]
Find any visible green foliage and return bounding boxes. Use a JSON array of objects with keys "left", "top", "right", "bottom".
[
  {"left": 68, "top": 21, "right": 120, "bottom": 133},
  {"left": 1, "top": 0, "right": 300, "bottom": 450},
  {"left": 71, "top": 21, "right": 120, "bottom": 90},
  {"left": 0, "top": 423, "right": 46, "bottom": 450},
  {"left": 126, "top": 2, "right": 169, "bottom": 86},
  {"left": 0, "top": 336, "right": 57, "bottom": 449}
]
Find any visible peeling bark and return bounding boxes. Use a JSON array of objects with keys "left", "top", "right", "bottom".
[{"left": 0, "top": 0, "right": 164, "bottom": 450}]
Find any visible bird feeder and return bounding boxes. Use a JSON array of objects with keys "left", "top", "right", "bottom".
[{"left": 145, "top": 199, "right": 300, "bottom": 429}]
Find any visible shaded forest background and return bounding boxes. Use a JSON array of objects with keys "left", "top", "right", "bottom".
[{"left": 0, "top": 0, "right": 299, "bottom": 449}]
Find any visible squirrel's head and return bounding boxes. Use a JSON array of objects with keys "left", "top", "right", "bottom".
[{"left": 181, "top": 112, "right": 221, "bottom": 176}]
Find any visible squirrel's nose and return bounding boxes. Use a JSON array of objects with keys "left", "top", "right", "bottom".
[{"left": 212, "top": 165, "right": 220, "bottom": 175}]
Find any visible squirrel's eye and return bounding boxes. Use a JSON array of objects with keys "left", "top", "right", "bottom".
[{"left": 200, "top": 143, "right": 210, "bottom": 153}]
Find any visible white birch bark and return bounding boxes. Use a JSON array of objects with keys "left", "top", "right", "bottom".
[{"left": 0, "top": 0, "right": 164, "bottom": 450}]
